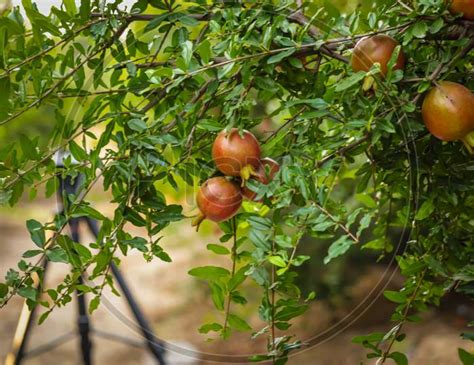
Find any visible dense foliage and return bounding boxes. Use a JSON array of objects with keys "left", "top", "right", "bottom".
[{"left": 0, "top": 0, "right": 473, "bottom": 363}]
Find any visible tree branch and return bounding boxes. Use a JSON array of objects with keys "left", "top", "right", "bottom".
[
  {"left": 314, "top": 202, "right": 360, "bottom": 243},
  {"left": 90, "top": 12, "right": 211, "bottom": 22}
]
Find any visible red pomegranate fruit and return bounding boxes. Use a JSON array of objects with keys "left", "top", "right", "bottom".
[
  {"left": 212, "top": 128, "right": 261, "bottom": 178},
  {"left": 421, "top": 81, "right": 474, "bottom": 142},
  {"left": 193, "top": 177, "right": 242, "bottom": 229},
  {"left": 351, "top": 34, "right": 405, "bottom": 76},
  {"left": 243, "top": 158, "right": 280, "bottom": 201},
  {"left": 449, "top": 0, "right": 474, "bottom": 20}
]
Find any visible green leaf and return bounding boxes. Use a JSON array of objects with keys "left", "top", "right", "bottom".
[
  {"left": 124, "top": 207, "right": 147, "bottom": 227},
  {"left": 275, "top": 235, "right": 293, "bottom": 248},
  {"left": 196, "top": 39, "right": 212, "bottom": 64},
  {"left": 335, "top": 72, "right": 366, "bottom": 92},
  {"left": 267, "top": 48, "right": 295, "bottom": 64},
  {"left": 228, "top": 266, "right": 248, "bottom": 291},
  {"left": 268, "top": 255, "right": 286, "bottom": 268},
  {"left": 388, "top": 352, "right": 408, "bottom": 365},
  {"left": 155, "top": 250, "right": 172, "bottom": 262},
  {"left": 26, "top": 219, "right": 45, "bottom": 248},
  {"left": 209, "top": 282, "right": 225, "bottom": 310},
  {"left": 47, "top": 289, "right": 57, "bottom": 301},
  {"left": 228, "top": 314, "right": 252, "bottom": 331},
  {"left": 144, "top": 13, "right": 169, "bottom": 32},
  {"left": 415, "top": 199, "right": 434, "bottom": 220},
  {"left": 124, "top": 237, "right": 147, "bottom": 252},
  {"left": 357, "top": 213, "right": 372, "bottom": 237},
  {"left": 384, "top": 290, "right": 407, "bottom": 304},
  {"left": 459, "top": 349, "right": 474, "bottom": 365},
  {"left": 72, "top": 205, "right": 106, "bottom": 221},
  {"left": 0, "top": 283, "right": 8, "bottom": 298},
  {"left": 248, "top": 230, "right": 271, "bottom": 251},
  {"left": 74, "top": 243, "right": 92, "bottom": 261},
  {"left": 356, "top": 194, "right": 377, "bottom": 208},
  {"left": 188, "top": 266, "right": 230, "bottom": 281},
  {"left": 80, "top": 0, "right": 91, "bottom": 21},
  {"left": 93, "top": 250, "right": 111, "bottom": 276},
  {"left": 248, "top": 216, "right": 272, "bottom": 230},
  {"left": 429, "top": 18, "right": 444, "bottom": 34},
  {"left": 207, "top": 244, "right": 230, "bottom": 255},
  {"left": 63, "top": 0, "right": 77, "bottom": 16},
  {"left": 181, "top": 40, "right": 193, "bottom": 68},
  {"left": 254, "top": 76, "right": 277, "bottom": 91},
  {"left": 126, "top": 62, "right": 137, "bottom": 77},
  {"left": 324, "top": 236, "right": 353, "bottom": 264},
  {"left": 19, "top": 134, "right": 38, "bottom": 159},
  {"left": 197, "top": 119, "right": 222, "bottom": 131},
  {"left": 249, "top": 266, "right": 269, "bottom": 286},
  {"left": 178, "top": 14, "right": 200, "bottom": 27},
  {"left": 46, "top": 247, "right": 68, "bottom": 263},
  {"left": 0, "top": 190, "right": 12, "bottom": 205},
  {"left": 45, "top": 178, "right": 57, "bottom": 198},
  {"left": 89, "top": 296, "right": 100, "bottom": 314},
  {"left": 275, "top": 304, "right": 308, "bottom": 321},
  {"left": 412, "top": 22, "right": 428, "bottom": 38},
  {"left": 198, "top": 322, "right": 222, "bottom": 334},
  {"left": 38, "top": 311, "right": 50, "bottom": 325},
  {"left": 18, "top": 286, "right": 37, "bottom": 301},
  {"left": 296, "top": 176, "right": 309, "bottom": 199},
  {"left": 288, "top": 57, "right": 303, "bottom": 68},
  {"left": 69, "top": 140, "right": 88, "bottom": 161},
  {"left": 362, "top": 238, "right": 387, "bottom": 251},
  {"left": 127, "top": 118, "right": 148, "bottom": 132},
  {"left": 352, "top": 332, "right": 385, "bottom": 344},
  {"left": 23, "top": 249, "right": 43, "bottom": 258}
]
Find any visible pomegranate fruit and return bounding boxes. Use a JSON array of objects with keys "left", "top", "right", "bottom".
[
  {"left": 422, "top": 81, "right": 474, "bottom": 142},
  {"left": 243, "top": 158, "right": 280, "bottom": 201},
  {"left": 212, "top": 128, "right": 261, "bottom": 178},
  {"left": 193, "top": 177, "right": 242, "bottom": 228},
  {"left": 449, "top": 0, "right": 474, "bottom": 20},
  {"left": 351, "top": 34, "right": 405, "bottom": 76}
]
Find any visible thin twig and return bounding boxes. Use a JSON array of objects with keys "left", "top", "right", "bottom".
[
  {"left": 91, "top": 12, "right": 211, "bottom": 22},
  {"left": 378, "top": 269, "right": 427, "bottom": 364},
  {"left": 150, "top": 26, "right": 172, "bottom": 63},
  {"left": 270, "top": 235, "right": 277, "bottom": 364},
  {"left": 223, "top": 217, "right": 238, "bottom": 336},
  {"left": 314, "top": 202, "right": 359, "bottom": 243},
  {"left": 397, "top": 0, "right": 414, "bottom": 12},
  {"left": 263, "top": 108, "right": 306, "bottom": 144},
  {"left": 53, "top": 88, "right": 139, "bottom": 98}
]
